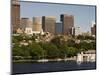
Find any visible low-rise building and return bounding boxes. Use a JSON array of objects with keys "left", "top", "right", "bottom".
[
  {"left": 25, "top": 28, "right": 33, "bottom": 35},
  {"left": 77, "top": 50, "right": 96, "bottom": 63}
]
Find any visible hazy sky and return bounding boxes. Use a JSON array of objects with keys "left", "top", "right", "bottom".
[{"left": 20, "top": 1, "right": 96, "bottom": 32}]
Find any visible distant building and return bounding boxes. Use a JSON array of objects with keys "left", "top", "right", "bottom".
[
  {"left": 60, "top": 14, "right": 74, "bottom": 35},
  {"left": 11, "top": 0, "right": 20, "bottom": 33},
  {"left": 74, "top": 27, "right": 82, "bottom": 36},
  {"left": 33, "top": 17, "right": 42, "bottom": 32},
  {"left": 20, "top": 18, "right": 29, "bottom": 31},
  {"left": 16, "top": 28, "right": 23, "bottom": 34},
  {"left": 91, "top": 23, "right": 96, "bottom": 37},
  {"left": 55, "top": 22, "right": 62, "bottom": 34},
  {"left": 82, "top": 31, "right": 91, "bottom": 36},
  {"left": 42, "top": 16, "right": 56, "bottom": 34},
  {"left": 77, "top": 50, "right": 96, "bottom": 63},
  {"left": 71, "top": 27, "right": 75, "bottom": 36},
  {"left": 25, "top": 28, "right": 33, "bottom": 35},
  {"left": 27, "top": 19, "right": 33, "bottom": 28},
  {"left": 20, "top": 18, "right": 33, "bottom": 31}
]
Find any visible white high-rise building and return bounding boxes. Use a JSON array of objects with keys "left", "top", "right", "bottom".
[{"left": 74, "top": 27, "right": 82, "bottom": 36}]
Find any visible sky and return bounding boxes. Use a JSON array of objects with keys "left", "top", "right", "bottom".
[{"left": 20, "top": 1, "right": 96, "bottom": 32}]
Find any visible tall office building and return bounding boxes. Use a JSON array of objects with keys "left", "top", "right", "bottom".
[
  {"left": 11, "top": 0, "right": 20, "bottom": 33},
  {"left": 20, "top": 18, "right": 33, "bottom": 34},
  {"left": 33, "top": 17, "right": 42, "bottom": 32},
  {"left": 28, "top": 19, "right": 33, "bottom": 28},
  {"left": 91, "top": 23, "right": 96, "bottom": 36},
  {"left": 42, "top": 16, "right": 56, "bottom": 34},
  {"left": 20, "top": 18, "right": 29, "bottom": 31},
  {"left": 60, "top": 14, "right": 74, "bottom": 35},
  {"left": 55, "top": 22, "right": 62, "bottom": 34}
]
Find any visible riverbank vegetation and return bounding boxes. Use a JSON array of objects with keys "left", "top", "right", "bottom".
[{"left": 12, "top": 34, "right": 96, "bottom": 61}]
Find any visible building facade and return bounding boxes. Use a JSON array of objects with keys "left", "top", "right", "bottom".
[
  {"left": 91, "top": 23, "right": 96, "bottom": 37},
  {"left": 77, "top": 50, "right": 96, "bottom": 63},
  {"left": 11, "top": 0, "right": 20, "bottom": 33},
  {"left": 42, "top": 16, "right": 56, "bottom": 34},
  {"left": 55, "top": 22, "right": 62, "bottom": 34},
  {"left": 25, "top": 28, "right": 33, "bottom": 35},
  {"left": 60, "top": 14, "right": 74, "bottom": 35},
  {"left": 20, "top": 18, "right": 33, "bottom": 33},
  {"left": 20, "top": 18, "right": 29, "bottom": 31},
  {"left": 33, "top": 17, "right": 42, "bottom": 32},
  {"left": 74, "top": 27, "right": 82, "bottom": 36}
]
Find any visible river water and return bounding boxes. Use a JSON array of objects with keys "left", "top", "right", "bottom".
[{"left": 12, "top": 61, "right": 96, "bottom": 74}]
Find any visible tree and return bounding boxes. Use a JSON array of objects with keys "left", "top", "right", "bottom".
[
  {"left": 23, "top": 35, "right": 35, "bottom": 42},
  {"left": 58, "top": 44, "right": 68, "bottom": 58},
  {"left": 51, "top": 36, "right": 65, "bottom": 46},
  {"left": 77, "top": 35, "right": 85, "bottom": 40},
  {"left": 67, "top": 47, "right": 78, "bottom": 57},
  {"left": 12, "top": 35, "right": 24, "bottom": 43},
  {"left": 77, "top": 35, "right": 95, "bottom": 40},
  {"left": 27, "top": 43, "right": 44, "bottom": 60},
  {"left": 41, "top": 43, "right": 59, "bottom": 59},
  {"left": 12, "top": 44, "right": 29, "bottom": 56},
  {"left": 66, "top": 39, "right": 75, "bottom": 47},
  {"left": 12, "top": 44, "right": 30, "bottom": 60},
  {"left": 12, "top": 44, "right": 22, "bottom": 56}
]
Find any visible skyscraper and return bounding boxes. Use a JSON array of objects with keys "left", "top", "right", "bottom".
[
  {"left": 42, "top": 16, "right": 56, "bottom": 34},
  {"left": 60, "top": 14, "right": 74, "bottom": 35},
  {"left": 11, "top": 0, "right": 20, "bottom": 33},
  {"left": 20, "top": 18, "right": 33, "bottom": 34},
  {"left": 33, "top": 17, "right": 42, "bottom": 32},
  {"left": 20, "top": 18, "right": 33, "bottom": 31},
  {"left": 91, "top": 23, "right": 96, "bottom": 36},
  {"left": 55, "top": 22, "right": 62, "bottom": 34}
]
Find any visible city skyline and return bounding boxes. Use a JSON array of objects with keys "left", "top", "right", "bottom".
[
  {"left": 20, "top": 1, "right": 96, "bottom": 32},
  {"left": 12, "top": 1, "right": 96, "bottom": 74}
]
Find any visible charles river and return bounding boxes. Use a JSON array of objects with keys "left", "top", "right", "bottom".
[{"left": 12, "top": 60, "right": 96, "bottom": 74}]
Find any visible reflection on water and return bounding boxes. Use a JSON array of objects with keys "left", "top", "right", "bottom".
[{"left": 12, "top": 61, "right": 96, "bottom": 74}]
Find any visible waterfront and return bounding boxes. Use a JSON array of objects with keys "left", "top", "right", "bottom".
[
  {"left": 12, "top": 61, "right": 96, "bottom": 74},
  {"left": 11, "top": 1, "right": 96, "bottom": 75}
]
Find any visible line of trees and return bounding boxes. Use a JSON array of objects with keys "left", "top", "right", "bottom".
[{"left": 12, "top": 35, "right": 96, "bottom": 60}]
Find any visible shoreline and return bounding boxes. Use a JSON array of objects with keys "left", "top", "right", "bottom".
[{"left": 13, "top": 58, "right": 95, "bottom": 63}]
